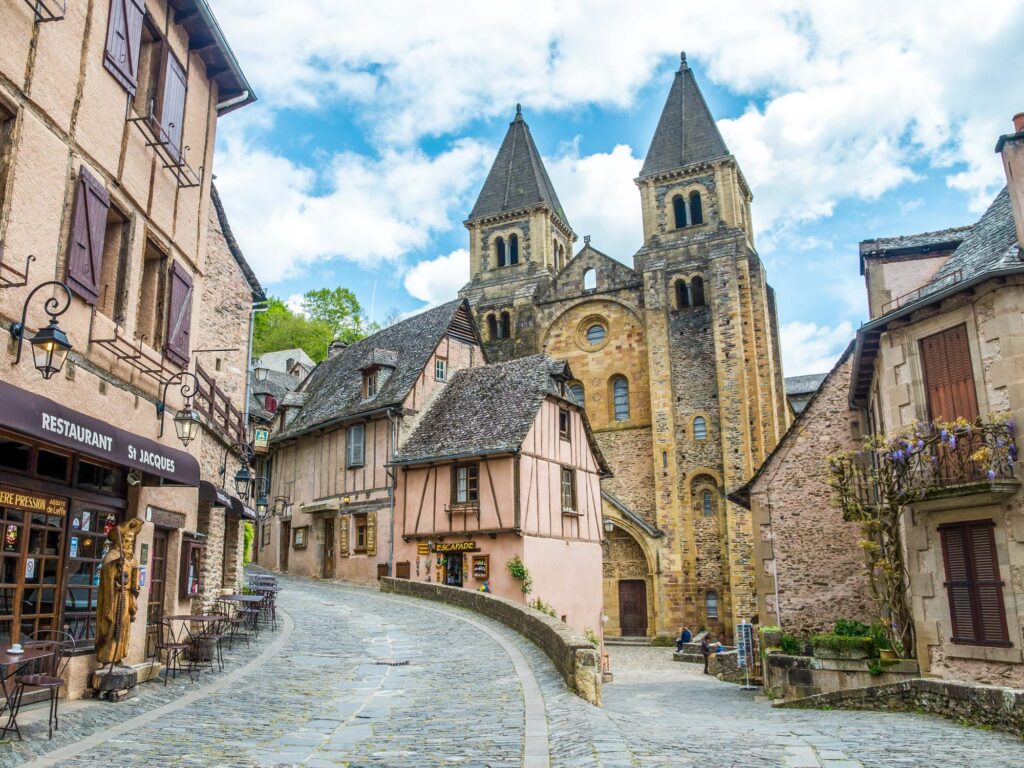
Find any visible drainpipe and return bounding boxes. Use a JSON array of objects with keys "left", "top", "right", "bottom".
[
  {"left": 216, "top": 90, "right": 250, "bottom": 113},
  {"left": 386, "top": 408, "right": 399, "bottom": 576},
  {"left": 242, "top": 300, "right": 268, "bottom": 437}
]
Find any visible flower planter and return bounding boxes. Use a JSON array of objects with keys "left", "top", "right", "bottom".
[{"left": 811, "top": 634, "right": 874, "bottom": 661}]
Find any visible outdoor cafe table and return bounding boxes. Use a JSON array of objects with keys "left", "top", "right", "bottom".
[
  {"left": 220, "top": 594, "right": 265, "bottom": 603},
  {"left": 164, "top": 615, "right": 227, "bottom": 665},
  {"left": 0, "top": 644, "right": 54, "bottom": 736}
]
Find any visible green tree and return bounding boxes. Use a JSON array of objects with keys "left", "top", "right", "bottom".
[
  {"left": 253, "top": 297, "right": 333, "bottom": 363},
  {"left": 302, "top": 287, "right": 368, "bottom": 344}
]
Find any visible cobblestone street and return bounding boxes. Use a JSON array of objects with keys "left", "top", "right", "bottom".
[{"left": 2, "top": 574, "right": 1021, "bottom": 768}]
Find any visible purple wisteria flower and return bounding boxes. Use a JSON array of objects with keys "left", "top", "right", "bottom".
[{"left": 987, "top": 469, "right": 997, "bottom": 480}]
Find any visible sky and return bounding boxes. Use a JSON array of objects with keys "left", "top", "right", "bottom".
[{"left": 209, "top": 0, "right": 1024, "bottom": 376}]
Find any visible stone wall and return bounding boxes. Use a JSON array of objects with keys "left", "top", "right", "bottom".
[
  {"left": 764, "top": 652, "right": 920, "bottom": 701},
  {"left": 380, "top": 577, "right": 602, "bottom": 706},
  {"left": 776, "top": 677, "right": 1024, "bottom": 737}
]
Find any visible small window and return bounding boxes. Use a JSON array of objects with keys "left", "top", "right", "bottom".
[
  {"left": 706, "top": 591, "right": 718, "bottom": 619},
  {"left": 346, "top": 424, "right": 366, "bottom": 468},
  {"left": 509, "top": 234, "right": 519, "bottom": 265},
  {"left": 583, "top": 268, "right": 597, "bottom": 291},
  {"left": 137, "top": 240, "right": 167, "bottom": 348},
  {"left": 76, "top": 461, "right": 123, "bottom": 494},
  {"left": 0, "top": 436, "right": 31, "bottom": 474},
  {"left": 496, "top": 236, "right": 506, "bottom": 268},
  {"left": 487, "top": 314, "right": 498, "bottom": 340},
  {"left": 560, "top": 467, "right": 576, "bottom": 512},
  {"left": 354, "top": 514, "right": 368, "bottom": 551},
  {"left": 702, "top": 491, "right": 713, "bottom": 517},
  {"left": 499, "top": 312, "right": 511, "bottom": 339},
  {"left": 612, "top": 376, "right": 629, "bottom": 421},
  {"left": 691, "top": 276, "right": 705, "bottom": 307},
  {"left": 559, "top": 408, "right": 571, "bottom": 440},
  {"left": 98, "top": 204, "right": 130, "bottom": 322},
  {"left": 568, "top": 382, "right": 584, "bottom": 407},
  {"left": 673, "top": 194, "right": 687, "bottom": 228},
  {"left": 675, "top": 280, "right": 689, "bottom": 309},
  {"left": 689, "top": 191, "right": 703, "bottom": 226},
  {"left": 264, "top": 394, "right": 278, "bottom": 413},
  {"left": 586, "top": 324, "right": 606, "bottom": 345},
  {"left": 694, "top": 416, "right": 707, "bottom": 440},
  {"left": 435, "top": 358, "right": 447, "bottom": 381},
  {"left": 36, "top": 450, "right": 70, "bottom": 483},
  {"left": 453, "top": 463, "right": 479, "bottom": 505},
  {"left": 364, "top": 370, "right": 378, "bottom": 398}
]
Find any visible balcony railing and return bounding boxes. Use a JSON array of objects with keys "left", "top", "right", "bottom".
[
  {"left": 194, "top": 362, "right": 245, "bottom": 444},
  {"left": 832, "top": 418, "right": 1018, "bottom": 512}
]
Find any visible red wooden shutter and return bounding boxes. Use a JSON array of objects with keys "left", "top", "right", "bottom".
[
  {"left": 921, "top": 325, "right": 978, "bottom": 422},
  {"left": 103, "top": 0, "right": 145, "bottom": 96},
  {"left": 940, "top": 524, "right": 976, "bottom": 643},
  {"left": 66, "top": 167, "right": 110, "bottom": 305},
  {"left": 940, "top": 521, "right": 1009, "bottom": 646},
  {"left": 969, "top": 522, "right": 1010, "bottom": 644},
  {"left": 158, "top": 50, "right": 188, "bottom": 163},
  {"left": 164, "top": 261, "right": 193, "bottom": 366}
]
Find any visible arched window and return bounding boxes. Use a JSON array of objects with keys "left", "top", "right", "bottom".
[
  {"left": 509, "top": 234, "right": 519, "bottom": 265},
  {"left": 585, "top": 323, "right": 606, "bottom": 345},
  {"left": 673, "top": 195, "right": 687, "bottom": 229},
  {"left": 691, "top": 276, "right": 705, "bottom": 307},
  {"left": 487, "top": 314, "right": 498, "bottom": 339},
  {"left": 499, "top": 311, "right": 511, "bottom": 339},
  {"left": 706, "top": 590, "right": 718, "bottom": 619},
  {"left": 675, "top": 280, "right": 689, "bottom": 309},
  {"left": 689, "top": 191, "right": 703, "bottom": 226},
  {"left": 612, "top": 376, "right": 629, "bottom": 421},
  {"left": 702, "top": 490, "right": 713, "bottom": 517},
  {"left": 558, "top": 243, "right": 565, "bottom": 270},
  {"left": 583, "top": 268, "right": 597, "bottom": 291},
  {"left": 693, "top": 416, "right": 707, "bottom": 440},
  {"left": 552, "top": 238, "right": 559, "bottom": 270},
  {"left": 496, "top": 237, "right": 506, "bottom": 268},
  {"left": 568, "top": 381, "right": 585, "bottom": 406}
]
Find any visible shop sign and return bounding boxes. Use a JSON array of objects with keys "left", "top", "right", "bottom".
[
  {"left": 0, "top": 380, "right": 200, "bottom": 486},
  {"left": 253, "top": 428, "right": 270, "bottom": 453},
  {"left": 434, "top": 541, "right": 478, "bottom": 553},
  {"left": 0, "top": 487, "right": 67, "bottom": 517}
]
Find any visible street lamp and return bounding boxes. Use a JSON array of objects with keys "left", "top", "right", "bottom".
[
  {"left": 233, "top": 465, "right": 252, "bottom": 498},
  {"left": 156, "top": 371, "right": 202, "bottom": 445},
  {"left": 255, "top": 494, "right": 269, "bottom": 517},
  {"left": 603, "top": 519, "right": 615, "bottom": 534},
  {"left": 9, "top": 281, "right": 73, "bottom": 380},
  {"left": 253, "top": 365, "right": 269, "bottom": 382},
  {"left": 172, "top": 407, "right": 202, "bottom": 447}
]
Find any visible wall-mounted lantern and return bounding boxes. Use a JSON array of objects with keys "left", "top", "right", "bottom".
[{"left": 9, "top": 281, "right": 73, "bottom": 380}]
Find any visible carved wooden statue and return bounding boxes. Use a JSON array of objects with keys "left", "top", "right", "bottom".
[{"left": 96, "top": 518, "right": 144, "bottom": 666}]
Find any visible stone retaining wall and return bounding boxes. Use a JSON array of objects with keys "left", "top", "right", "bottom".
[
  {"left": 764, "top": 652, "right": 920, "bottom": 700},
  {"left": 776, "top": 678, "right": 1024, "bottom": 737},
  {"left": 379, "top": 577, "right": 602, "bottom": 706}
]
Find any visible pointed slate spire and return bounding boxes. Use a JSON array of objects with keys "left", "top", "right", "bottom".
[
  {"left": 639, "top": 52, "right": 730, "bottom": 178},
  {"left": 468, "top": 105, "right": 570, "bottom": 227}
]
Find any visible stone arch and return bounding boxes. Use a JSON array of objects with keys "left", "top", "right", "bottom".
[
  {"left": 662, "top": 182, "right": 711, "bottom": 234},
  {"left": 601, "top": 518, "right": 657, "bottom": 638}
]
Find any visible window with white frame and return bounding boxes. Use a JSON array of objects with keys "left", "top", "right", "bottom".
[
  {"left": 435, "top": 358, "right": 447, "bottom": 381},
  {"left": 346, "top": 424, "right": 365, "bottom": 468}
]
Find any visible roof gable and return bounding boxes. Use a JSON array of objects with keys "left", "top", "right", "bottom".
[
  {"left": 468, "top": 105, "right": 570, "bottom": 229},
  {"left": 640, "top": 54, "right": 730, "bottom": 179},
  {"left": 536, "top": 242, "right": 640, "bottom": 303}
]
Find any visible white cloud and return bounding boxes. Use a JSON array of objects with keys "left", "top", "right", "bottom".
[
  {"left": 284, "top": 294, "right": 306, "bottom": 315},
  {"left": 780, "top": 320, "right": 854, "bottom": 377},
  {"left": 403, "top": 249, "right": 469, "bottom": 308}
]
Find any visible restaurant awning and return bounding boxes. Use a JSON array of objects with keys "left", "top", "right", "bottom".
[
  {"left": 0, "top": 380, "right": 200, "bottom": 486},
  {"left": 198, "top": 481, "right": 233, "bottom": 508},
  {"left": 230, "top": 498, "right": 258, "bottom": 521}
]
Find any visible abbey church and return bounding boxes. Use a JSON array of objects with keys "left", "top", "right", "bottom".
[{"left": 459, "top": 54, "right": 790, "bottom": 639}]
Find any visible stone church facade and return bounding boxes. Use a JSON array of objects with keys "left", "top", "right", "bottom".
[{"left": 459, "top": 54, "right": 789, "bottom": 639}]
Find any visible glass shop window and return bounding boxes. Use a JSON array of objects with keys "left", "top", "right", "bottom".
[{"left": 0, "top": 436, "right": 31, "bottom": 474}]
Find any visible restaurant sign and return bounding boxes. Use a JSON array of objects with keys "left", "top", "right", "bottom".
[
  {"left": 0, "top": 380, "right": 200, "bottom": 486},
  {"left": 434, "top": 541, "right": 478, "bottom": 553},
  {"left": 0, "top": 487, "right": 67, "bottom": 517}
]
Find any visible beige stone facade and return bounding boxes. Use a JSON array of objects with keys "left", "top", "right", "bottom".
[{"left": 0, "top": 1, "right": 256, "bottom": 698}]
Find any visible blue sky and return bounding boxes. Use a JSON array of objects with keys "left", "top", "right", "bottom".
[{"left": 210, "top": 0, "right": 1024, "bottom": 374}]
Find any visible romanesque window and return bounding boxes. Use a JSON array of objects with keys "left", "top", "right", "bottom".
[
  {"left": 691, "top": 276, "right": 705, "bottom": 306},
  {"left": 499, "top": 312, "right": 511, "bottom": 339},
  {"left": 706, "top": 590, "right": 718, "bottom": 618},
  {"left": 612, "top": 376, "right": 630, "bottom": 421},
  {"left": 702, "top": 491, "right": 713, "bottom": 516},
  {"left": 452, "top": 463, "right": 480, "bottom": 505},
  {"left": 673, "top": 194, "right": 687, "bottom": 229},
  {"left": 553, "top": 238, "right": 559, "bottom": 270},
  {"left": 675, "top": 280, "right": 689, "bottom": 309},
  {"left": 693, "top": 416, "right": 707, "bottom": 440},
  {"left": 583, "top": 268, "right": 597, "bottom": 291},
  {"left": 558, "top": 243, "right": 565, "bottom": 269},
  {"left": 586, "top": 324, "right": 606, "bottom": 345},
  {"left": 509, "top": 234, "right": 519, "bottom": 265},
  {"left": 487, "top": 314, "right": 498, "bottom": 339},
  {"left": 689, "top": 191, "right": 703, "bottom": 225},
  {"left": 496, "top": 236, "right": 506, "bottom": 268},
  {"left": 568, "top": 381, "right": 585, "bottom": 407}
]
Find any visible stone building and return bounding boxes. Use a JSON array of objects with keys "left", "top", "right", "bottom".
[
  {"left": 458, "top": 54, "right": 789, "bottom": 638},
  {"left": 730, "top": 344, "right": 874, "bottom": 636},
  {"left": 844, "top": 114, "right": 1024, "bottom": 686},
  {"left": 0, "top": 0, "right": 257, "bottom": 697}
]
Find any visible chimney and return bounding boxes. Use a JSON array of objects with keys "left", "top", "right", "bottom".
[
  {"left": 996, "top": 112, "right": 1024, "bottom": 249},
  {"left": 327, "top": 339, "right": 348, "bottom": 359}
]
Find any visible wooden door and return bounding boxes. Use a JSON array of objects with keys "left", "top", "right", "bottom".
[
  {"left": 618, "top": 580, "right": 647, "bottom": 636},
  {"left": 145, "top": 529, "right": 168, "bottom": 658},
  {"left": 322, "top": 518, "right": 335, "bottom": 579},
  {"left": 280, "top": 522, "right": 290, "bottom": 571}
]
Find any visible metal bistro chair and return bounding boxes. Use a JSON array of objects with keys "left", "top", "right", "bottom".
[
  {"left": 218, "top": 599, "right": 251, "bottom": 651},
  {"left": 6, "top": 631, "right": 74, "bottom": 740},
  {"left": 256, "top": 587, "right": 278, "bottom": 630},
  {"left": 155, "top": 617, "right": 194, "bottom": 686}
]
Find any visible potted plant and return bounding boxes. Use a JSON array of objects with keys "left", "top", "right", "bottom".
[{"left": 870, "top": 624, "right": 896, "bottom": 660}]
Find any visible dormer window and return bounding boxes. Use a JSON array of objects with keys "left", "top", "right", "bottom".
[
  {"left": 364, "top": 369, "right": 378, "bottom": 398},
  {"left": 435, "top": 358, "right": 447, "bottom": 381}
]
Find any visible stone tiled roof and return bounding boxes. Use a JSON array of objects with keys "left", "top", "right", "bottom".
[
  {"left": 272, "top": 300, "right": 472, "bottom": 442},
  {"left": 784, "top": 373, "right": 827, "bottom": 396},
  {"left": 639, "top": 54, "right": 730, "bottom": 179},
  {"left": 393, "top": 354, "right": 609, "bottom": 472},
  {"left": 468, "top": 106, "right": 570, "bottom": 228},
  {"left": 254, "top": 348, "right": 315, "bottom": 374},
  {"left": 251, "top": 369, "right": 299, "bottom": 399},
  {"left": 858, "top": 225, "right": 973, "bottom": 258}
]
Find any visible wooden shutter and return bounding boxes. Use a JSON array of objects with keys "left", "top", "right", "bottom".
[
  {"left": 921, "top": 325, "right": 979, "bottom": 422},
  {"left": 103, "top": 0, "right": 145, "bottom": 96},
  {"left": 940, "top": 521, "right": 1009, "bottom": 646},
  {"left": 164, "top": 261, "right": 193, "bottom": 366},
  {"left": 157, "top": 49, "right": 187, "bottom": 162},
  {"left": 366, "top": 511, "right": 376, "bottom": 556},
  {"left": 339, "top": 517, "right": 350, "bottom": 558},
  {"left": 66, "top": 167, "right": 110, "bottom": 304}
]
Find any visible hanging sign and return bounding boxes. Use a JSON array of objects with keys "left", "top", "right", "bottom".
[{"left": 253, "top": 428, "right": 270, "bottom": 453}]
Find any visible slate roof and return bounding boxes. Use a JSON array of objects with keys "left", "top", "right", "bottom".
[
  {"left": 393, "top": 354, "right": 610, "bottom": 473},
  {"left": 272, "top": 300, "right": 474, "bottom": 442},
  {"left": 784, "top": 373, "right": 827, "bottom": 396},
  {"left": 639, "top": 53, "right": 730, "bottom": 179},
  {"left": 468, "top": 106, "right": 571, "bottom": 229},
  {"left": 858, "top": 225, "right": 973, "bottom": 258},
  {"left": 254, "top": 348, "right": 315, "bottom": 375}
]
